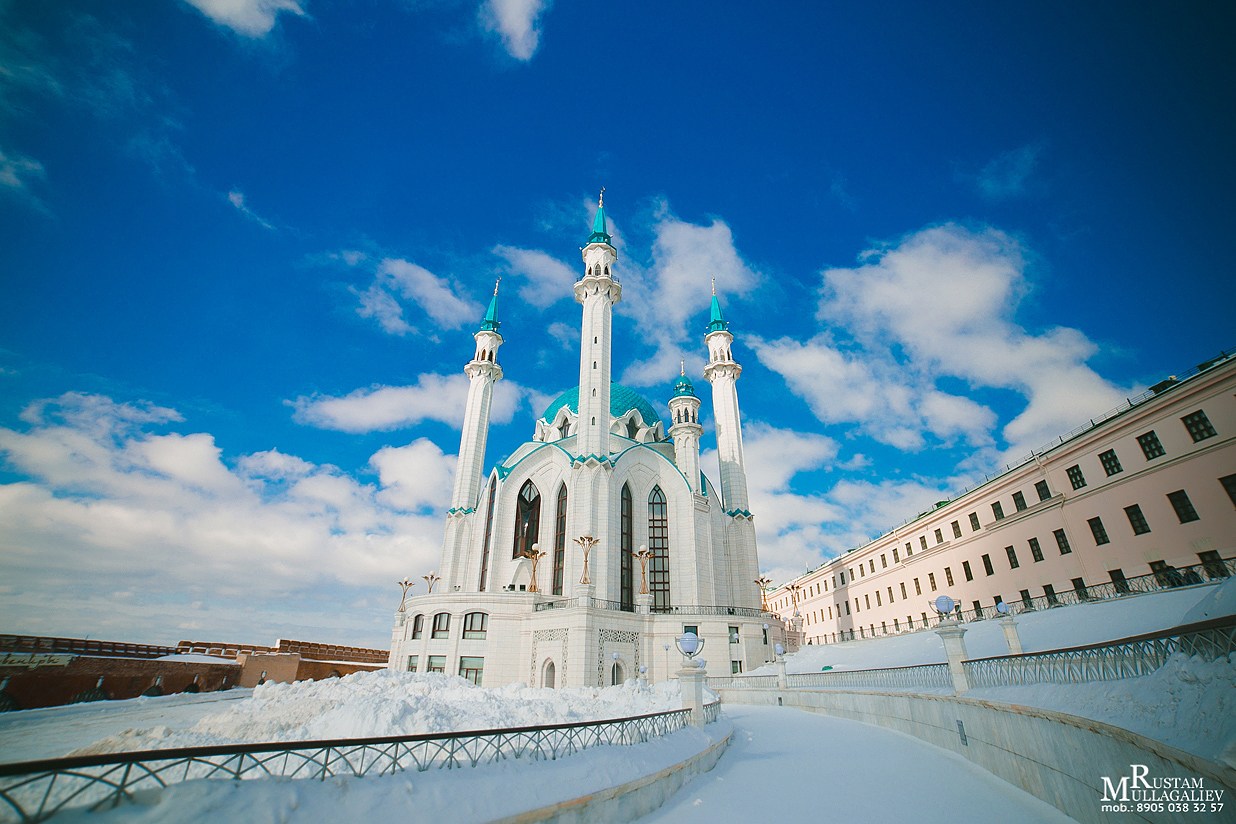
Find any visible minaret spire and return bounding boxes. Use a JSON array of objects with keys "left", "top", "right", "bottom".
[{"left": 575, "top": 191, "right": 621, "bottom": 460}]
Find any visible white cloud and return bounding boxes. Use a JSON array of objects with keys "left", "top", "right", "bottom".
[
  {"left": 227, "top": 189, "right": 275, "bottom": 230},
  {"left": 291, "top": 372, "right": 526, "bottom": 433},
  {"left": 479, "top": 0, "right": 551, "bottom": 61},
  {"left": 182, "top": 0, "right": 305, "bottom": 38},
  {"left": 371, "top": 439, "right": 455, "bottom": 512},
  {"left": 492, "top": 245, "right": 576, "bottom": 308},
  {"left": 353, "top": 258, "right": 482, "bottom": 336},
  {"left": 0, "top": 147, "right": 45, "bottom": 191},
  {"left": 975, "top": 144, "right": 1041, "bottom": 200}
]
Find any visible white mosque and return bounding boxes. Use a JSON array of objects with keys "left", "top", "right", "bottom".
[{"left": 388, "top": 195, "right": 785, "bottom": 687}]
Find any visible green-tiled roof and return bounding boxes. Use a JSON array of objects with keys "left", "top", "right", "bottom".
[{"left": 541, "top": 383, "right": 662, "bottom": 428}]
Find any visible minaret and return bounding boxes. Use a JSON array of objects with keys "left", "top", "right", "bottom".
[
  {"left": 439, "top": 281, "right": 503, "bottom": 588},
  {"left": 702, "top": 281, "right": 750, "bottom": 514},
  {"left": 574, "top": 189, "right": 621, "bottom": 460},
  {"left": 668, "top": 362, "right": 703, "bottom": 495}
]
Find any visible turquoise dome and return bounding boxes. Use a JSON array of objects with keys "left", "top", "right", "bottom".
[
  {"left": 672, "top": 374, "right": 697, "bottom": 398},
  {"left": 542, "top": 383, "right": 662, "bottom": 428}
]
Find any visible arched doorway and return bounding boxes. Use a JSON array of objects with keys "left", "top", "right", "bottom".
[
  {"left": 542, "top": 660, "right": 556, "bottom": 688},
  {"left": 611, "top": 662, "right": 625, "bottom": 685}
]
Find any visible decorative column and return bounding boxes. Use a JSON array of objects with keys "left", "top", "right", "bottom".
[
  {"left": 1000, "top": 614, "right": 1024, "bottom": 655},
  {"left": 935, "top": 621, "right": 971, "bottom": 694}
]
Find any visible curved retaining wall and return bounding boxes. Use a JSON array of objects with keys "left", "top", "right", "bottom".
[
  {"left": 492, "top": 727, "right": 732, "bottom": 824},
  {"left": 717, "top": 688, "right": 1234, "bottom": 824}
]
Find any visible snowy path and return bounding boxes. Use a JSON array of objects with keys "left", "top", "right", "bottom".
[{"left": 639, "top": 705, "right": 1077, "bottom": 823}]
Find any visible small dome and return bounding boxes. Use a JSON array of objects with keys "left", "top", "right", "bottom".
[
  {"left": 672, "top": 374, "right": 697, "bottom": 398},
  {"left": 541, "top": 383, "right": 663, "bottom": 428}
]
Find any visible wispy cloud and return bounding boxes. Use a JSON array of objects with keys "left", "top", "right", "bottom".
[
  {"left": 479, "top": 0, "right": 551, "bottom": 61},
  {"left": 227, "top": 189, "right": 275, "bottom": 230},
  {"left": 181, "top": 0, "right": 306, "bottom": 38},
  {"left": 492, "top": 245, "right": 576, "bottom": 308},
  {"left": 352, "top": 257, "right": 484, "bottom": 337},
  {"left": 974, "top": 144, "right": 1042, "bottom": 200}
]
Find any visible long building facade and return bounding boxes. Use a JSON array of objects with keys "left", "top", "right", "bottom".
[
  {"left": 769, "top": 352, "right": 1236, "bottom": 644},
  {"left": 388, "top": 196, "right": 783, "bottom": 687}
]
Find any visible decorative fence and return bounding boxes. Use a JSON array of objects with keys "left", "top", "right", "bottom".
[
  {"left": 532, "top": 599, "right": 768, "bottom": 619},
  {"left": 962, "top": 616, "right": 1236, "bottom": 689},
  {"left": 0, "top": 702, "right": 722, "bottom": 824}
]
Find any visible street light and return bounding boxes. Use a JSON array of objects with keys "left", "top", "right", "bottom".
[
  {"left": 423, "top": 571, "right": 440, "bottom": 594},
  {"left": 635, "top": 544, "right": 652, "bottom": 594},
  {"left": 755, "top": 575, "right": 772, "bottom": 611},
  {"left": 675, "top": 631, "right": 705, "bottom": 665},
  {"left": 573, "top": 535, "right": 599, "bottom": 584},
  {"left": 524, "top": 542, "right": 547, "bottom": 593},
  {"left": 396, "top": 577, "right": 415, "bottom": 611}
]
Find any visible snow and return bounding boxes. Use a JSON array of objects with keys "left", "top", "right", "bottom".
[{"left": 637, "top": 704, "right": 1074, "bottom": 824}]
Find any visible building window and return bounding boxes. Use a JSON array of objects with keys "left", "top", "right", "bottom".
[
  {"left": 945, "top": 566, "right": 954, "bottom": 587},
  {"left": 969, "top": 512, "right": 981, "bottom": 531},
  {"left": 553, "top": 484, "right": 568, "bottom": 595},
  {"left": 1099, "top": 449, "right": 1123, "bottom": 476},
  {"left": 906, "top": 542, "right": 913, "bottom": 557},
  {"left": 1110, "top": 568, "right": 1130, "bottom": 594},
  {"left": 406, "top": 655, "right": 418, "bottom": 673},
  {"left": 892, "top": 547, "right": 900, "bottom": 563},
  {"left": 620, "top": 483, "right": 634, "bottom": 610},
  {"left": 934, "top": 528, "right": 943, "bottom": 544},
  {"left": 479, "top": 479, "right": 496, "bottom": 592},
  {"left": 972, "top": 601, "right": 983, "bottom": 618},
  {"left": 876, "top": 590, "right": 882, "bottom": 606},
  {"left": 731, "top": 660, "right": 743, "bottom": 674},
  {"left": 992, "top": 501, "right": 1004, "bottom": 521},
  {"left": 1044, "top": 584, "right": 1058, "bottom": 606},
  {"left": 648, "top": 486, "right": 670, "bottom": 610},
  {"left": 1029, "top": 537, "right": 1044, "bottom": 563},
  {"left": 1088, "top": 516, "right": 1110, "bottom": 545},
  {"left": 432, "top": 612, "right": 451, "bottom": 639},
  {"left": 870, "top": 559, "right": 875, "bottom": 573},
  {"left": 1220, "top": 474, "right": 1236, "bottom": 507},
  {"left": 1005, "top": 545, "right": 1019, "bottom": 569},
  {"left": 928, "top": 572, "right": 937, "bottom": 591},
  {"left": 458, "top": 656, "right": 484, "bottom": 685},
  {"left": 1137, "top": 431, "right": 1165, "bottom": 460},
  {"left": 427, "top": 655, "right": 446, "bottom": 673},
  {"left": 1066, "top": 465, "right": 1086, "bottom": 490},
  {"left": 913, "top": 578, "right": 922, "bottom": 595},
  {"left": 1053, "top": 528, "right": 1072, "bottom": 555},
  {"left": 462, "top": 612, "right": 488, "bottom": 640},
  {"left": 860, "top": 565, "right": 865, "bottom": 578},
  {"left": 963, "top": 560, "right": 973, "bottom": 581},
  {"left": 881, "top": 553, "right": 887, "bottom": 568},
  {"left": 1012, "top": 491, "right": 1027, "bottom": 511},
  {"left": 728, "top": 626, "right": 740, "bottom": 643},
  {"left": 1181, "top": 410, "right": 1217, "bottom": 442},
  {"left": 1198, "top": 550, "right": 1229, "bottom": 579},
  {"left": 1072, "top": 578, "right": 1089, "bottom": 600},
  {"left": 981, "top": 554, "right": 994, "bottom": 576},
  {"left": 683, "top": 624, "right": 698, "bottom": 636},
  {"left": 1035, "top": 480, "right": 1051, "bottom": 502},
  {"left": 1124, "top": 504, "right": 1151, "bottom": 535},
  {"left": 951, "top": 521, "right": 961, "bottom": 539},
  {"left": 888, "top": 586, "right": 894, "bottom": 602},
  {"left": 1020, "top": 590, "right": 1032, "bottom": 610},
  {"left": 899, "top": 582, "right": 907, "bottom": 599},
  {"left": 1167, "top": 489, "right": 1200, "bottom": 523},
  {"left": 864, "top": 594, "right": 871, "bottom": 609},
  {"left": 410, "top": 614, "right": 424, "bottom": 640},
  {"left": 513, "top": 480, "right": 541, "bottom": 559},
  {"left": 919, "top": 535, "right": 928, "bottom": 551}
]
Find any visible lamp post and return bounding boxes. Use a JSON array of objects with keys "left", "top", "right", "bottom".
[
  {"left": 755, "top": 575, "right": 771, "bottom": 611},
  {"left": 525, "top": 542, "right": 547, "bottom": 593},
  {"left": 423, "top": 571, "right": 440, "bottom": 594},
  {"left": 635, "top": 544, "right": 652, "bottom": 594},
  {"left": 396, "top": 578, "right": 415, "bottom": 611},
  {"left": 573, "top": 535, "right": 599, "bottom": 585},
  {"left": 675, "top": 631, "right": 707, "bottom": 726}
]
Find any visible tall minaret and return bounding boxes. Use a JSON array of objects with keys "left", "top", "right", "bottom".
[
  {"left": 574, "top": 189, "right": 621, "bottom": 460},
  {"left": 440, "top": 281, "right": 503, "bottom": 588},
  {"left": 703, "top": 281, "right": 750, "bottom": 515},
  {"left": 668, "top": 362, "right": 703, "bottom": 496}
]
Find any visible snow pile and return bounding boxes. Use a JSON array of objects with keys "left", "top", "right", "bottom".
[{"left": 70, "top": 670, "right": 683, "bottom": 755}]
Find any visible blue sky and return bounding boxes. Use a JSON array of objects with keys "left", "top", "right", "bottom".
[{"left": 1, "top": 1, "right": 1233, "bottom": 647}]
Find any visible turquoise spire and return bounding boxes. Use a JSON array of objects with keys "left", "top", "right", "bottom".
[
  {"left": 707, "top": 277, "right": 729, "bottom": 333},
  {"left": 586, "top": 187, "right": 613, "bottom": 246},
  {"left": 479, "top": 278, "right": 501, "bottom": 332},
  {"left": 673, "top": 360, "right": 697, "bottom": 397}
]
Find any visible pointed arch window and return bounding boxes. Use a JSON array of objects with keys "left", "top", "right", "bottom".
[
  {"left": 552, "top": 483, "right": 568, "bottom": 595},
  {"left": 512, "top": 480, "right": 541, "bottom": 559},
  {"left": 648, "top": 486, "right": 670, "bottom": 610},
  {"left": 626, "top": 417, "right": 639, "bottom": 440},
  {"left": 479, "top": 478, "right": 497, "bottom": 591},
  {"left": 620, "top": 483, "right": 634, "bottom": 611}
]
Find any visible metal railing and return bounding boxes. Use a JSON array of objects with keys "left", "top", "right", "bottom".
[
  {"left": 787, "top": 664, "right": 952, "bottom": 691},
  {"left": 963, "top": 616, "right": 1236, "bottom": 689},
  {"left": 532, "top": 599, "right": 768, "bottom": 618},
  {"left": 0, "top": 702, "right": 722, "bottom": 823},
  {"left": 706, "top": 675, "right": 778, "bottom": 690}
]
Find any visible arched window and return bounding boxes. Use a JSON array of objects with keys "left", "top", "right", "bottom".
[
  {"left": 479, "top": 479, "right": 496, "bottom": 591},
  {"left": 543, "top": 660, "right": 556, "bottom": 688},
  {"left": 513, "top": 480, "right": 541, "bottom": 559},
  {"left": 620, "top": 483, "right": 634, "bottom": 611},
  {"left": 410, "top": 614, "right": 424, "bottom": 639},
  {"left": 611, "top": 661, "right": 624, "bottom": 685},
  {"left": 431, "top": 612, "right": 450, "bottom": 639},
  {"left": 462, "top": 612, "right": 488, "bottom": 639},
  {"left": 626, "top": 418, "right": 639, "bottom": 439},
  {"left": 552, "top": 484, "right": 568, "bottom": 595},
  {"left": 649, "top": 486, "right": 670, "bottom": 610}
]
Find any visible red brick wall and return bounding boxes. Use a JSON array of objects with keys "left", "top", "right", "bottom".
[{"left": 0, "top": 657, "right": 240, "bottom": 710}]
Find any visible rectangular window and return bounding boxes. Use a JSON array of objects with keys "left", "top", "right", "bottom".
[
  {"left": 914, "top": 578, "right": 922, "bottom": 595},
  {"left": 1137, "top": 430, "right": 1165, "bottom": 460},
  {"left": 1110, "top": 568, "right": 1130, "bottom": 594},
  {"left": 1029, "top": 537, "right": 1044, "bottom": 563},
  {"left": 934, "top": 528, "right": 943, "bottom": 544},
  {"left": 864, "top": 594, "right": 871, "bottom": 609},
  {"left": 969, "top": 512, "right": 981, "bottom": 531},
  {"left": 1020, "top": 589, "right": 1032, "bottom": 610},
  {"left": 972, "top": 600, "right": 983, "bottom": 618},
  {"left": 684, "top": 624, "right": 698, "bottom": 636},
  {"left": 963, "top": 560, "right": 973, "bottom": 581},
  {"left": 855, "top": 598, "right": 860, "bottom": 613},
  {"left": 728, "top": 626, "right": 740, "bottom": 643},
  {"left": 432, "top": 612, "right": 451, "bottom": 639},
  {"left": 1219, "top": 474, "right": 1236, "bottom": 506},
  {"left": 981, "top": 554, "right": 994, "bottom": 576},
  {"left": 875, "top": 590, "right": 882, "bottom": 606},
  {"left": 1167, "top": 489, "right": 1200, "bottom": 523},
  {"left": 1066, "top": 464, "right": 1087, "bottom": 490},
  {"left": 458, "top": 656, "right": 484, "bottom": 685},
  {"left": 928, "top": 573, "right": 937, "bottom": 591},
  {"left": 1035, "top": 480, "right": 1051, "bottom": 501},
  {"left": 905, "top": 541, "right": 913, "bottom": 557},
  {"left": 1198, "top": 550, "right": 1229, "bottom": 579},
  {"left": 731, "top": 660, "right": 743, "bottom": 674},
  {"left": 860, "top": 565, "right": 865, "bottom": 577},
  {"left": 1054, "top": 528, "right": 1072, "bottom": 555},
  {"left": 919, "top": 535, "right": 928, "bottom": 551},
  {"left": 870, "top": 559, "right": 875, "bottom": 573},
  {"left": 406, "top": 655, "right": 418, "bottom": 673},
  {"left": 1012, "top": 491, "right": 1027, "bottom": 511},
  {"left": 1099, "top": 449, "right": 1123, "bottom": 476},
  {"left": 893, "top": 618, "right": 899, "bottom": 631},
  {"left": 888, "top": 586, "right": 894, "bottom": 602},
  {"left": 839, "top": 572, "right": 846, "bottom": 585},
  {"left": 844, "top": 602, "right": 850, "bottom": 615},
  {"left": 892, "top": 547, "right": 900, "bottom": 563},
  {"left": 992, "top": 501, "right": 1005, "bottom": 521},
  {"left": 1181, "top": 410, "right": 1217, "bottom": 442},
  {"left": 410, "top": 614, "right": 424, "bottom": 640},
  {"left": 1005, "top": 545, "right": 1019, "bottom": 569},
  {"left": 945, "top": 566, "right": 954, "bottom": 587},
  {"left": 462, "top": 612, "right": 488, "bottom": 639},
  {"left": 427, "top": 655, "right": 446, "bottom": 674},
  {"left": 951, "top": 520, "right": 962, "bottom": 539},
  {"left": 1044, "top": 584, "right": 1058, "bottom": 606},
  {"left": 1088, "top": 516, "right": 1110, "bottom": 545},
  {"left": 1124, "top": 504, "right": 1151, "bottom": 535},
  {"left": 881, "top": 553, "right": 887, "bottom": 568},
  {"left": 900, "top": 582, "right": 907, "bottom": 599},
  {"left": 1072, "top": 578, "right": 1089, "bottom": 600}
]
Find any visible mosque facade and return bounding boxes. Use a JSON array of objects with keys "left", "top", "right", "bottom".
[{"left": 388, "top": 196, "right": 783, "bottom": 687}]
